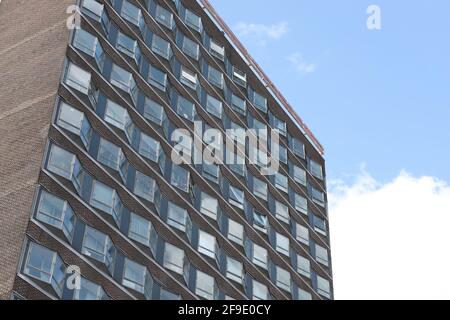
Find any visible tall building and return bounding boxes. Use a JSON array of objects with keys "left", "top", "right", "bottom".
[{"left": 0, "top": 0, "right": 332, "bottom": 300}]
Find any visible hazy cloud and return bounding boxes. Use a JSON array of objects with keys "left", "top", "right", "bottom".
[
  {"left": 288, "top": 52, "right": 316, "bottom": 74},
  {"left": 234, "top": 22, "right": 289, "bottom": 44}
]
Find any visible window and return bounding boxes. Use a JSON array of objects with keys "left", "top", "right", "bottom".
[
  {"left": 274, "top": 173, "right": 288, "bottom": 193},
  {"left": 177, "top": 95, "right": 196, "bottom": 122},
  {"left": 313, "top": 215, "right": 327, "bottom": 236},
  {"left": 315, "top": 244, "right": 329, "bottom": 266},
  {"left": 231, "top": 94, "right": 246, "bottom": 115},
  {"left": 310, "top": 160, "right": 324, "bottom": 180},
  {"left": 163, "top": 243, "right": 185, "bottom": 274},
  {"left": 297, "top": 255, "right": 311, "bottom": 278},
  {"left": 74, "top": 277, "right": 108, "bottom": 300},
  {"left": 230, "top": 122, "right": 246, "bottom": 146},
  {"left": 195, "top": 270, "right": 215, "bottom": 300},
  {"left": 275, "top": 201, "right": 289, "bottom": 224},
  {"left": 253, "top": 211, "right": 267, "bottom": 233},
  {"left": 271, "top": 114, "right": 287, "bottom": 136},
  {"left": 155, "top": 4, "right": 173, "bottom": 29},
  {"left": 228, "top": 219, "right": 244, "bottom": 245},
  {"left": 121, "top": 0, "right": 143, "bottom": 29},
  {"left": 122, "top": 258, "right": 148, "bottom": 295},
  {"left": 160, "top": 288, "right": 180, "bottom": 300},
  {"left": 167, "top": 202, "right": 188, "bottom": 232},
  {"left": 149, "top": 65, "right": 167, "bottom": 91},
  {"left": 23, "top": 243, "right": 65, "bottom": 297},
  {"left": 252, "top": 280, "right": 268, "bottom": 300},
  {"left": 151, "top": 34, "right": 171, "bottom": 59},
  {"left": 229, "top": 186, "right": 244, "bottom": 209},
  {"left": 228, "top": 152, "right": 245, "bottom": 177},
  {"left": 182, "top": 36, "right": 199, "bottom": 60},
  {"left": 47, "top": 144, "right": 76, "bottom": 179},
  {"left": 206, "top": 95, "right": 223, "bottom": 119},
  {"left": 279, "top": 145, "right": 288, "bottom": 164},
  {"left": 143, "top": 97, "right": 165, "bottom": 125},
  {"left": 293, "top": 165, "right": 307, "bottom": 186},
  {"left": 104, "top": 100, "right": 130, "bottom": 130},
  {"left": 65, "top": 62, "right": 91, "bottom": 94},
  {"left": 116, "top": 32, "right": 140, "bottom": 63},
  {"left": 233, "top": 67, "right": 247, "bottom": 87},
  {"left": 317, "top": 275, "right": 331, "bottom": 298},
  {"left": 129, "top": 213, "right": 152, "bottom": 246},
  {"left": 297, "top": 224, "right": 310, "bottom": 246},
  {"left": 253, "top": 177, "right": 268, "bottom": 201},
  {"left": 226, "top": 256, "right": 243, "bottom": 284},
  {"left": 134, "top": 171, "right": 156, "bottom": 202},
  {"left": 253, "top": 92, "right": 267, "bottom": 113},
  {"left": 276, "top": 232, "right": 290, "bottom": 257},
  {"left": 180, "top": 67, "right": 198, "bottom": 90},
  {"left": 208, "top": 65, "right": 223, "bottom": 89},
  {"left": 90, "top": 181, "right": 115, "bottom": 214},
  {"left": 291, "top": 138, "right": 305, "bottom": 159},
  {"left": 139, "top": 133, "right": 160, "bottom": 162},
  {"left": 198, "top": 230, "right": 217, "bottom": 259},
  {"left": 209, "top": 39, "right": 225, "bottom": 61},
  {"left": 276, "top": 266, "right": 291, "bottom": 292},
  {"left": 203, "top": 163, "right": 219, "bottom": 183},
  {"left": 184, "top": 9, "right": 202, "bottom": 32},
  {"left": 110, "top": 64, "right": 135, "bottom": 94},
  {"left": 57, "top": 102, "right": 92, "bottom": 147},
  {"left": 253, "top": 118, "right": 268, "bottom": 141},
  {"left": 98, "top": 138, "right": 122, "bottom": 170},
  {"left": 82, "top": 0, "right": 104, "bottom": 21},
  {"left": 253, "top": 243, "right": 268, "bottom": 269},
  {"left": 312, "top": 187, "right": 325, "bottom": 207},
  {"left": 82, "top": 226, "right": 116, "bottom": 272},
  {"left": 73, "top": 29, "right": 98, "bottom": 57},
  {"left": 294, "top": 193, "right": 308, "bottom": 214},
  {"left": 200, "top": 192, "right": 218, "bottom": 220},
  {"left": 170, "top": 164, "right": 190, "bottom": 193},
  {"left": 298, "top": 288, "right": 312, "bottom": 301}
]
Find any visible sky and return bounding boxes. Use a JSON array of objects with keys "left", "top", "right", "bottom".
[{"left": 209, "top": 0, "right": 450, "bottom": 299}]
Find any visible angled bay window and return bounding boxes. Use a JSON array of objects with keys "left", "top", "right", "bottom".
[
  {"left": 293, "top": 165, "right": 307, "bottom": 186},
  {"left": 253, "top": 176, "right": 268, "bottom": 201},
  {"left": 311, "top": 186, "right": 325, "bottom": 207},
  {"left": 202, "top": 163, "right": 219, "bottom": 184},
  {"left": 275, "top": 200, "right": 289, "bottom": 224},
  {"left": 297, "top": 255, "right": 311, "bottom": 278},
  {"left": 151, "top": 34, "right": 171, "bottom": 59},
  {"left": 170, "top": 164, "right": 190, "bottom": 193},
  {"left": 90, "top": 181, "right": 123, "bottom": 223},
  {"left": 64, "top": 62, "right": 92, "bottom": 95},
  {"left": 228, "top": 219, "right": 244, "bottom": 245},
  {"left": 309, "top": 159, "right": 324, "bottom": 180},
  {"left": 298, "top": 288, "right": 312, "bottom": 301},
  {"left": 252, "top": 91, "right": 267, "bottom": 113},
  {"left": 73, "top": 29, "right": 105, "bottom": 70},
  {"left": 270, "top": 113, "right": 287, "bottom": 136},
  {"left": 81, "top": 0, "right": 104, "bottom": 21},
  {"left": 182, "top": 35, "right": 199, "bottom": 60},
  {"left": 129, "top": 212, "right": 153, "bottom": 247},
  {"left": 57, "top": 102, "right": 92, "bottom": 148},
  {"left": 275, "top": 265, "right": 291, "bottom": 293},
  {"left": 313, "top": 215, "right": 327, "bottom": 236},
  {"left": 134, "top": 171, "right": 156, "bottom": 202},
  {"left": 82, "top": 226, "right": 116, "bottom": 273},
  {"left": 252, "top": 280, "right": 268, "bottom": 300},
  {"left": 253, "top": 211, "right": 268, "bottom": 233},
  {"left": 104, "top": 99, "right": 131, "bottom": 130},
  {"left": 229, "top": 185, "right": 244, "bottom": 210},
  {"left": 110, "top": 64, "right": 138, "bottom": 103},
  {"left": 167, "top": 202, "right": 189, "bottom": 232},
  {"left": 180, "top": 66, "right": 198, "bottom": 90},
  {"left": 149, "top": 65, "right": 167, "bottom": 92},
  {"left": 278, "top": 144, "right": 288, "bottom": 164},
  {"left": 293, "top": 193, "right": 308, "bottom": 215},
  {"left": 97, "top": 138, "right": 123, "bottom": 170},
  {"left": 163, "top": 243, "right": 185, "bottom": 274},
  {"left": 290, "top": 137, "right": 305, "bottom": 159},
  {"left": 274, "top": 172, "right": 288, "bottom": 193},
  {"left": 139, "top": 132, "right": 160, "bottom": 162},
  {"left": 198, "top": 230, "right": 217, "bottom": 260},
  {"left": 275, "top": 232, "right": 291, "bottom": 259},
  {"left": 116, "top": 31, "right": 141, "bottom": 64},
  {"left": 316, "top": 275, "right": 331, "bottom": 299},
  {"left": 296, "top": 223, "right": 310, "bottom": 246},
  {"left": 122, "top": 258, "right": 152, "bottom": 298},
  {"left": 230, "top": 122, "right": 246, "bottom": 146},
  {"left": 253, "top": 118, "right": 268, "bottom": 142},
  {"left": 231, "top": 94, "right": 246, "bottom": 115},
  {"left": 206, "top": 95, "right": 223, "bottom": 119},
  {"left": 209, "top": 39, "right": 225, "bottom": 61},
  {"left": 184, "top": 8, "right": 202, "bottom": 33},
  {"left": 232, "top": 67, "right": 247, "bottom": 87},
  {"left": 36, "top": 191, "right": 76, "bottom": 242},
  {"left": 120, "top": 0, "right": 145, "bottom": 32},
  {"left": 74, "top": 277, "right": 108, "bottom": 300},
  {"left": 315, "top": 243, "right": 329, "bottom": 266},
  {"left": 207, "top": 65, "right": 224, "bottom": 89},
  {"left": 155, "top": 4, "right": 173, "bottom": 29},
  {"left": 226, "top": 256, "right": 243, "bottom": 284},
  {"left": 47, "top": 144, "right": 77, "bottom": 180},
  {"left": 160, "top": 288, "right": 180, "bottom": 300},
  {"left": 23, "top": 243, "right": 65, "bottom": 298},
  {"left": 177, "top": 95, "right": 196, "bottom": 122},
  {"left": 195, "top": 270, "right": 216, "bottom": 300},
  {"left": 200, "top": 192, "right": 219, "bottom": 220},
  {"left": 228, "top": 152, "right": 245, "bottom": 177},
  {"left": 143, "top": 97, "right": 165, "bottom": 126},
  {"left": 252, "top": 243, "right": 268, "bottom": 270}
]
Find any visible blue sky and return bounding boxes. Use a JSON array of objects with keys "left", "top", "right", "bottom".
[{"left": 209, "top": 0, "right": 450, "bottom": 184}]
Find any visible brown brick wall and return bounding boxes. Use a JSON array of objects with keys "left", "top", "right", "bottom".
[{"left": 0, "top": 0, "right": 75, "bottom": 299}]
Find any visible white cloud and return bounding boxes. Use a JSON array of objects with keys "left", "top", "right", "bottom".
[
  {"left": 329, "top": 169, "right": 450, "bottom": 300},
  {"left": 234, "top": 22, "right": 289, "bottom": 44},
  {"left": 288, "top": 52, "right": 316, "bottom": 74}
]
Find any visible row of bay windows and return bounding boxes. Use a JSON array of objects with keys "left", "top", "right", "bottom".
[
  {"left": 42, "top": 139, "right": 331, "bottom": 299},
  {"left": 69, "top": 27, "right": 327, "bottom": 212},
  {"left": 78, "top": 0, "right": 325, "bottom": 183}
]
